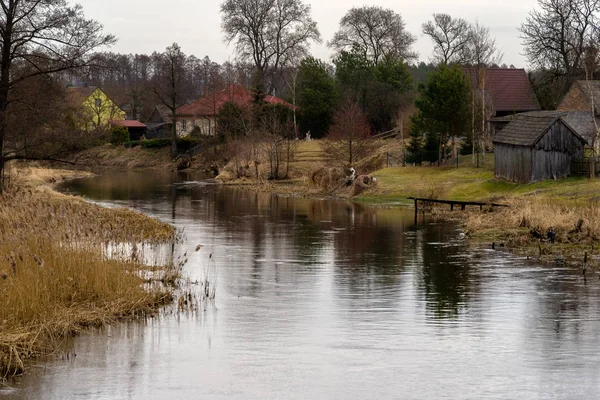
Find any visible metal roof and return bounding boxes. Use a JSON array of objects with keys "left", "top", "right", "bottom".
[{"left": 493, "top": 113, "right": 586, "bottom": 146}]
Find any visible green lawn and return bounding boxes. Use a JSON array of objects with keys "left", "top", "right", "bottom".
[{"left": 359, "top": 158, "right": 600, "bottom": 205}]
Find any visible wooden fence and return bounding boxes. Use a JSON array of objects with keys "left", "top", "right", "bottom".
[
  {"left": 572, "top": 157, "right": 600, "bottom": 178},
  {"left": 386, "top": 152, "right": 405, "bottom": 167}
]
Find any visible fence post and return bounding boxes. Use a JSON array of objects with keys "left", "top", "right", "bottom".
[{"left": 387, "top": 152, "right": 389, "bottom": 168}]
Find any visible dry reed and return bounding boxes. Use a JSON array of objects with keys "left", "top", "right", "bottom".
[
  {"left": 464, "top": 196, "right": 600, "bottom": 253},
  {"left": 0, "top": 168, "right": 178, "bottom": 379}
]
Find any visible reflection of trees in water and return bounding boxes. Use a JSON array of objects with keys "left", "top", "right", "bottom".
[
  {"left": 63, "top": 170, "right": 204, "bottom": 201},
  {"left": 69, "top": 175, "right": 480, "bottom": 316},
  {"left": 524, "top": 269, "right": 600, "bottom": 360},
  {"left": 331, "top": 202, "right": 408, "bottom": 294},
  {"left": 416, "top": 223, "right": 478, "bottom": 319}
]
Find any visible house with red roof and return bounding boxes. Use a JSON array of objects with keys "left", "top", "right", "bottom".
[
  {"left": 67, "top": 86, "right": 126, "bottom": 131},
  {"left": 110, "top": 119, "right": 148, "bottom": 141},
  {"left": 176, "top": 85, "right": 295, "bottom": 136},
  {"left": 465, "top": 68, "right": 541, "bottom": 138},
  {"left": 464, "top": 68, "right": 541, "bottom": 117}
]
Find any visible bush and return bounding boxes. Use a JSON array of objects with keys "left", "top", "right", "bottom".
[
  {"left": 110, "top": 126, "right": 130, "bottom": 145},
  {"left": 124, "top": 141, "right": 140, "bottom": 148},
  {"left": 176, "top": 137, "right": 202, "bottom": 152},
  {"left": 140, "top": 138, "right": 171, "bottom": 148}
]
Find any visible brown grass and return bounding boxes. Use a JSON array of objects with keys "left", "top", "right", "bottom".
[
  {"left": 69, "top": 144, "right": 175, "bottom": 169},
  {"left": 0, "top": 166, "right": 178, "bottom": 378},
  {"left": 464, "top": 196, "right": 600, "bottom": 261}
]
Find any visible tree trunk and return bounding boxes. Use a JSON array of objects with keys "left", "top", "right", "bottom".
[
  {"left": 171, "top": 111, "right": 178, "bottom": 158},
  {"left": 471, "top": 85, "right": 476, "bottom": 165},
  {"left": 349, "top": 138, "right": 353, "bottom": 165},
  {"left": 438, "top": 132, "right": 444, "bottom": 166},
  {"left": 285, "top": 139, "right": 291, "bottom": 179},
  {"left": 451, "top": 134, "right": 456, "bottom": 167},
  {"left": 0, "top": 17, "right": 12, "bottom": 193},
  {"left": 0, "top": 150, "right": 5, "bottom": 192},
  {"left": 481, "top": 69, "right": 486, "bottom": 165}
]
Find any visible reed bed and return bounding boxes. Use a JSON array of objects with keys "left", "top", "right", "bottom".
[
  {"left": 464, "top": 196, "right": 600, "bottom": 259},
  {"left": 0, "top": 169, "right": 178, "bottom": 379}
]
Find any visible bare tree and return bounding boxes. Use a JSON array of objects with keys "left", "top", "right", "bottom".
[
  {"left": 583, "top": 44, "right": 600, "bottom": 158},
  {"left": 422, "top": 13, "right": 472, "bottom": 66},
  {"left": 466, "top": 21, "right": 503, "bottom": 164},
  {"left": 0, "top": 0, "right": 114, "bottom": 191},
  {"left": 3, "top": 76, "right": 84, "bottom": 171},
  {"left": 520, "top": 0, "right": 600, "bottom": 81},
  {"left": 329, "top": 6, "right": 416, "bottom": 65},
  {"left": 220, "top": 0, "right": 321, "bottom": 93},
  {"left": 283, "top": 66, "right": 299, "bottom": 137},
  {"left": 152, "top": 43, "right": 189, "bottom": 158},
  {"left": 321, "top": 101, "right": 374, "bottom": 166}
]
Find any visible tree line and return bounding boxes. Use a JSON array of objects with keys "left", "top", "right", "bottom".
[{"left": 2, "top": 0, "right": 600, "bottom": 190}]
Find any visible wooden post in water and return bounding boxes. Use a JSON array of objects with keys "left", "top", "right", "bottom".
[{"left": 414, "top": 198, "right": 418, "bottom": 225}]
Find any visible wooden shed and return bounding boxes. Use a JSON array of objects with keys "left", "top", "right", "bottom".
[{"left": 493, "top": 114, "right": 587, "bottom": 183}]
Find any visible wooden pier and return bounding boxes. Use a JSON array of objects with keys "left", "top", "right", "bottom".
[{"left": 408, "top": 197, "right": 509, "bottom": 223}]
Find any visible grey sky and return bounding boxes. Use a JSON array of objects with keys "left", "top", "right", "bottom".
[{"left": 77, "top": 0, "right": 540, "bottom": 68}]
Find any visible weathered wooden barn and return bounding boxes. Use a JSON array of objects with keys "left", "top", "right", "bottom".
[{"left": 493, "top": 114, "right": 587, "bottom": 183}]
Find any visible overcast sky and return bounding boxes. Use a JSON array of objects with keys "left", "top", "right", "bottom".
[{"left": 77, "top": 0, "right": 541, "bottom": 68}]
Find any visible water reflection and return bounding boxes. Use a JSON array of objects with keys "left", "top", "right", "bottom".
[{"left": 2, "top": 172, "right": 598, "bottom": 399}]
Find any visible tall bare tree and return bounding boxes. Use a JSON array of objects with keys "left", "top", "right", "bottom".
[
  {"left": 0, "top": 0, "right": 114, "bottom": 191},
  {"left": 520, "top": 0, "right": 600, "bottom": 82},
  {"left": 329, "top": 6, "right": 416, "bottom": 65},
  {"left": 152, "top": 43, "right": 189, "bottom": 158},
  {"left": 422, "top": 13, "right": 472, "bottom": 66},
  {"left": 466, "top": 21, "right": 502, "bottom": 164},
  {"left": 220, "top": 0, "right": 321, "bottom": 93},
  {"left": 583, "top": 44, "right": 600, "bottom": 157}
]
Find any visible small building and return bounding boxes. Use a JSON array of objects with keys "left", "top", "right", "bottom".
[
  {"left": 67, "top": 86, "right": 125, "bottom": 131},
  {"left": 558, "top": 80, "right": 600, "bottom": 113},
  {"left": 491, "top": 110, "right": 599, "bottom": 146},
  {"left": 493, "top": 114, "right": 587, "bottom": 183},
  {"left": 110, "top": 120, "right": 148, "bottom": 141},
  {"left": 176, "top": 85, "right": 295, "bottom": 136},
  {"left": 145, "top": 105, "right": 173, "bottom": 139}
]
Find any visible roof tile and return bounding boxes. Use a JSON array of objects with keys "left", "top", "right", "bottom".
[
  {"left": 177, "top": 85, "right": 294, "bottom": 116},
  {"left": 465, "top": 68, "right": 541, "bottom": 113}
]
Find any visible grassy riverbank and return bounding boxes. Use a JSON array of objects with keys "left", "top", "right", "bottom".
[
  {"left": 0, "top": 166, "right": 179, "bottom": 379},
  {"left": 359, "top": 160, "right": 600, "bottom": 265}
]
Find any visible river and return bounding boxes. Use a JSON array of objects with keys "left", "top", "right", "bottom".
[{"left": 1, "top": 171, "right": 599, "bottom": 399}]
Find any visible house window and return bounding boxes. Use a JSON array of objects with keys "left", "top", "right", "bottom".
[
  {"left": 182, "top": 119, "right": 187, "bottom": 131},
  {"left": 95, "top": 98, "right": 102, "bottom": 108}
]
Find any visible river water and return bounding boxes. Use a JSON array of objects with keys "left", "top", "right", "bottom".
[{"left": 2, "top": 171, "right": 599, "bottom": 399}]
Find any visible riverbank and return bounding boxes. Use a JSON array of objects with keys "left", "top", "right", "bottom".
[
  {"left": 0, "top": 166, "right": 180, "bottom": 379},
  {"left": 56, "top": 138, "right": 600, "bottom": 267},
  {"left": 221, "top": 152, "right": 600, "bottom": 268},
  {"left": 69, "top": 144, "right": 176, "bottom": 170},
  {"left": 363, "top": 162, "right": 600, "bottom": 267}
]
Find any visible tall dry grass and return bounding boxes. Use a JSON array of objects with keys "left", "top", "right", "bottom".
[
  {"left": 0, "top": 172, "right": 177, "bottom": 378},
  {"left": 465, "top": 196, "right": 600, "bottom": 248}
]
